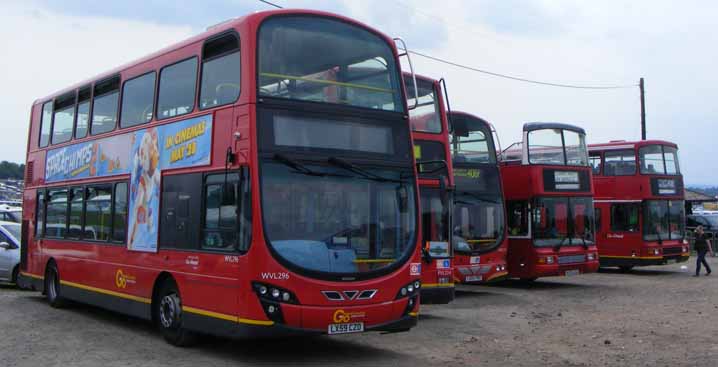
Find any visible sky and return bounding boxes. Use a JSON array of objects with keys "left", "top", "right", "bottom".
[{"left": 1, "top": 0, "right": 715, "bottom": 185}]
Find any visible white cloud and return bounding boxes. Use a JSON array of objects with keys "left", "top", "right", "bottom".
[{"left": 0, "top": 1, "right": 194, "bottom": 163}]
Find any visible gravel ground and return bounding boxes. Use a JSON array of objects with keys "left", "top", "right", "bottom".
[{"left": 1, "top": 258, "right": 717, "bottom": 367}]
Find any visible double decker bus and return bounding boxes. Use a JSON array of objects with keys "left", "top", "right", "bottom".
[
  {"left": 500, "top": 123, "right": 599, "bottom": 281},
  {"left": 404, "top": 74, "right": 454, "bottom": 303},
  {"left": 588, "top": 140, "right": 688, "bottom": 270},
  {"left": 19, "top": 10, "right": 424, "bottom": 344},
  {"left": 449, "top": 112, "right": 509, "bottom": 284}
]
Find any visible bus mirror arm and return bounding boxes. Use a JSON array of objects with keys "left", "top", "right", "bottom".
[{"left": 393, "top": 37, "right": 419, "bottom": 110}]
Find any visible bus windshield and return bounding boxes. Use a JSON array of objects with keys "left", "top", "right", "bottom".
[
  {"left": 452, "top": 165, "right": 504, "bottom": 253},
  {"left": 533, "top": 196, "right": 595, "bottom": 247},
  {"left": 258, "top": 16, "right": 403, "bottom": 112},
  {"left": 405, "top": 76, "right": 440, "bottom": 133},
  {"left": 261, "top": 162, "right": 416, "bottom": 276},
  {"left": 643, "top": 200, "right": 684, "bottom": 241},
  {"left": 450, "top": 114, "right": 497, "bottom": 164},
  {"left": 528, "top": 129, "right": 588, "bottom": 166},
  {"left": 420, "top": 188, "right": 451, "bottom": 258},
  {"left": 639, "top": 145, "right": 681, "bottom": 175}
]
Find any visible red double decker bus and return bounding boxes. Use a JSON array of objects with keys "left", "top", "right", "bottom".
[
  {"left": 449, "top": 112, "right": 509, "bottom": 284},
  {"left": 19, "top": 10, "right": 425, "bottom": 344},
  {"left": 500, "top": 123, "right": 599, "bottom": 281},
  {"left": 588, "top": 140, "right": 688, "bottom": 270},
  {"left": 404, "top": 74, "right": 454, "bottom": 303}
]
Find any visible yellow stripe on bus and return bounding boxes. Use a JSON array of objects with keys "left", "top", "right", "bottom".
[
  {"left": 182, "top": 306, "right": 274, "bottom": 326},
  {"left": 421, "top": 283, "right": 455, "bottom": 288},
  {"left": 59, "top": 280, "right": 152, "bottom": 304},
  {"left": 408, "top": 312, "right": 419, "bottom": 317},
  {"left": 485, "top": 271, "right": 509, "bottom": 281},
  {"left": 20, "top": 271, "right": 44, "bottom": 280},
  {"left": 600, "top": 255, "right": 663, "bottom": 260}
]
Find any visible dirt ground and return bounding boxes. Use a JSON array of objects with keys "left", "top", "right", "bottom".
[{"left": 1, "top": 258, "right": 717, "bottom": 367}]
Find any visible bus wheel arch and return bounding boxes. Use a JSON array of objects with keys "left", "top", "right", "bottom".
[{"left": 151, "top": 272, "right": 196, "bottom": 347}]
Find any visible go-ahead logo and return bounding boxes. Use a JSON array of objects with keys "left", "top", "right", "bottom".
[
  {"left": 115, "top": 269, "right": 137, "bottom": 289},
  {"left": 333, "top": 309, "right": 366, "bottom": 323}
]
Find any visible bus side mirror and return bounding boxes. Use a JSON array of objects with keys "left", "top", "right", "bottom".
[{"left": 0, "top": 242, "right": 10, "bottom": 250}]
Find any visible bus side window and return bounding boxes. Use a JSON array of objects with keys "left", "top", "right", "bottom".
[
  {"left": 112, "top": 182, "right": 128, "bottom": 242},
  {"left": 157, "top": 57, "right": 198, "bottom": 120},
  {"left": 91, "top": 75, "right": 120, "bottom": 135},
  {"left": 507, "top": 200, "right": 529, "bottom": 236},
  {"left": 200, "top": 32, "right": 241, "bottom": 110},
  {"left": 39, "top": 102, "right": 53, "bottom": 148},
  {"left": 160, "top": 173, "right": 202, "bottom": 250},
  {"left": 35, "top": 190, "right": 46, "bottom": 237},
  {"left": 202, "top": 172, "right": 243, "bottom": 251},
  {"left": 46, "top": 188, "right": 69, "bottom": 238}
]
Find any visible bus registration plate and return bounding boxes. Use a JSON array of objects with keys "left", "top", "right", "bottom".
[
  {"left": 328, "top": 322, "right": 364, "bottom": 335},
  {"left": 565, "top": 269, "right": 580, "bottom": 276},
  {"left": 465, "top": 275, "right": 482, "bottom": 282}
]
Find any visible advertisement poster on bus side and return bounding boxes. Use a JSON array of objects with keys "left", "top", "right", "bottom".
[
  {"left": 45, "top": 135, "right": 132, "bottom": 182},
  {"left": 127, "top": 115, "right": 213, "bottom": 252}
]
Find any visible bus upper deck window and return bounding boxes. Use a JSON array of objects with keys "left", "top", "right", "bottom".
[
  {"left": 75, "top": 86, "right": 91, "bottom": 139},
  {"left": 39, "top": 102, "right": 53, "bottom": 147},
  {"left": 91, "top": 76, "right": 120, "bottom": 135},
  {"left": 52, "top": 92, "right": 76, "bottom": 145},
  {"left": 120, "top": 72, "right": 156, "bottom": 128},
  {"left": 200, "top": 33, "right": 240, "bottom": 110},
  {"left": 158, "top": 57, "right": 197, "bottom": 120}
]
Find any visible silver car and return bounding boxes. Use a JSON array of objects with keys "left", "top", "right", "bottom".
[{"left": 0, "top": 221, "right": 20, "bottom": 284}]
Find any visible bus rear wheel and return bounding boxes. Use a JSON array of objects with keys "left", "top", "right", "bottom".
[
  {"left": 45, "top": 263, "right": 67, "bottom": 308},
  {"left": 155, "top": 280, "right": 196, "bottom": 347}
]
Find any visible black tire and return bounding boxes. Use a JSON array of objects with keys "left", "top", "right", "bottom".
[
  {"left": 11, "top": 265, "right": 19, "bottom": 285},
  {"left": 155, "top": 280, "right": 196, "bottom": 347},
  {"left": 618, "top": 266, "right": 634, "bottom": 273},
  {"left": 45, "top": 263, "right": 67, "bottom": 308}
]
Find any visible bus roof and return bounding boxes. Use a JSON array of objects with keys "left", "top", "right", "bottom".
[
  {"left": 33, "top": 9, "right": 396, "bottom": 106},
  {"left": 523, "top": 122, "right": 585, "bottom": 134},
  {"left": 588, "top": 139, "right": 678, "bottom": 151}
]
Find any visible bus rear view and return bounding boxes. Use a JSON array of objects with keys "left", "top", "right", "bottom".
[{"left": 500, "top": 123, "right": 599, "bottom": 281}]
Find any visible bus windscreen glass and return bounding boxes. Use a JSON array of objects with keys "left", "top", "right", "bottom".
[
  {"left": 405, "top": 77, "right": 440, "bottom": 133},
  {"left": 261, "top": 162, "right": 416, "bottom": 275},
  {"left": 258, "top": 16, "right": 403, "bottom": 112},
  {"left": 420, "top": 188, "right": 451, "bottom": 258},
  {"left": 451, "top": 116, "right": 496, "bottom": 164},
  {"left": 533, "top": 197, "right": 595, "bottom": 247}
]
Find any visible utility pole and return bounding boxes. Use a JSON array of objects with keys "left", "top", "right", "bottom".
[{"left": 640, "top": 77, "right": 646, "bottom": 140}]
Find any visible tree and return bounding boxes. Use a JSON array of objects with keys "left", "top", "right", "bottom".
[{"left": 0, "top": 161, "right": 25, "bottom": 180}]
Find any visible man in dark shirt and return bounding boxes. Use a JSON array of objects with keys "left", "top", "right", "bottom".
[{"left": 693, "top": 226, "right": 713, "bottom": 277}]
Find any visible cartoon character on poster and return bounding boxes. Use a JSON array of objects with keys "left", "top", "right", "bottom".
[{"left": 128, "top": 128, "right": 161, "bottom": 252}]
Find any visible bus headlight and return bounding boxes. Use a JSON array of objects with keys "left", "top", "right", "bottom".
[
  {"left": 538, "top": 256, "right": 555, "bottom": 265},
  {"left": 252, "top": 282, "right": 299, "bottom": 324},
  {"left": 395, "top": 281, "right": 420, "bottom": 299},
  {"left": 682, "top": 246, "right": 688, "bottom": 253},
  {"left": 652, "top": 248, "right": 661, "bottom": 256},
  {"left": 587, "top": 253, "right": 596, "bottom": 261}
]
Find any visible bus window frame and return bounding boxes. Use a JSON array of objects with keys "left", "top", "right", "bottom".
[
  {"left": 526, "top": 129, "right": 589, "bottom": 167},
  {"left": 156, "top": 56, "right": 199, "bottom": 121},
  {"left": 199, "top": 30, "right": 242, "bottom": 111},
  {"left": 74, "top": 85, "right": 93, "bottom": 140},
  {"left": 38, "top": 101, "right": 54, "bottom": 148},
  {"left": 589, "top": 153, "right": 602, "bottom": 176},
  {"left": 90, "top": 74, "right": 122, "bottom": 136},
  {"left": 119, "top": 70, "right": 158, "bottom": 129}
]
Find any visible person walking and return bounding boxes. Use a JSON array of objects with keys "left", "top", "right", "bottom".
[{"left": 693, "top": 225, "right": 713, "bottom": 277}]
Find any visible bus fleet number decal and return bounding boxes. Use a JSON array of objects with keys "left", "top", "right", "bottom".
[{"left": 261, "top": 272, "right": 290, "bottom": 281}]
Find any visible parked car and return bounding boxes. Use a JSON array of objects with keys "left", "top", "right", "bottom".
[
  {"left": 0, "top": 221, "right": 20, "bottom": 284},
  {"left": 686, "top": 213, "right": 718, "bottom": 234},
  {"left": 0, "top": 204, "right": 21, "bottom": 223}
]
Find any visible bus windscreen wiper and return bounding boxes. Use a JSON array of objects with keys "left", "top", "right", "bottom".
[
  {"left": 553, "top": 235, "right": 568, "bottom": 252},
  {"left": 327, "top": 157, "right": 403, "bottom": 183},
  {"left": 273, "top": 154, "right": 324, "bottom": 176}
]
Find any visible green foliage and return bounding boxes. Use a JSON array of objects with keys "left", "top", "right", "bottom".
[{"left": 0, "top": 161, "right": 25, "bottom": 180}]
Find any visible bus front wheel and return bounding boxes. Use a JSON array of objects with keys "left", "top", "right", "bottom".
[
  {"left": 45, "top": 263, "right": 67, "bottom": 308},
  {"left": 155, "top": 280, "right": 196, "bottom": 347}
]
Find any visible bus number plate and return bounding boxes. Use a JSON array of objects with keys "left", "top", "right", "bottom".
[
  {"left": 465, "top": 275, "right": 482, "bottom": 282},
  {"left": 328, "top": 322, "right": 364, "bottom": 335},
  {"left": 565, "top": 269, "right": 580, "bottom": 276}
]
